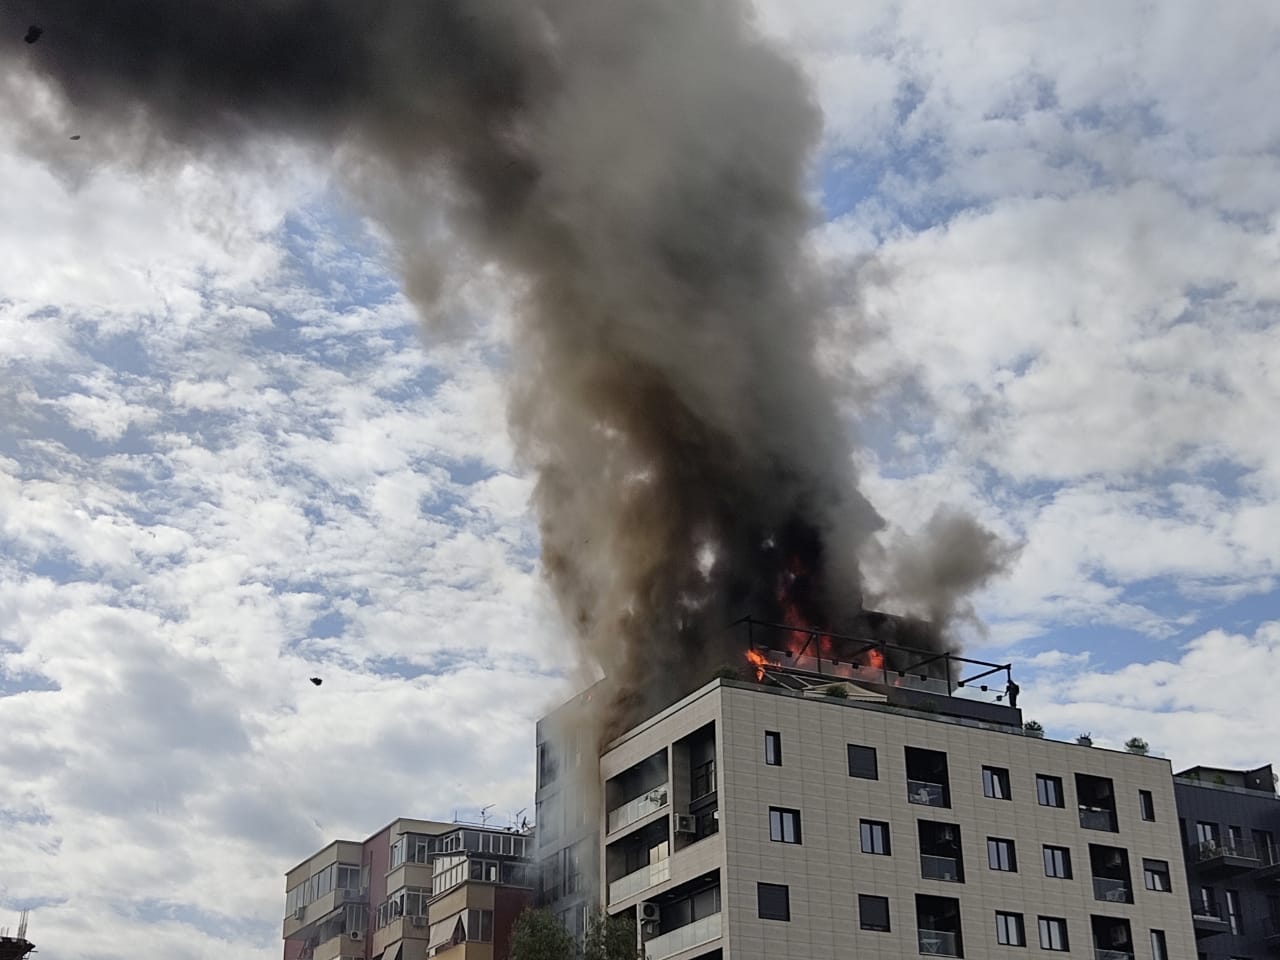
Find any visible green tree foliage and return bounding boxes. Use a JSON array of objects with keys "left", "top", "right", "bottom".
[
  {"left": 510, "top": 908, "right": 576, "bottom": 960},
  {"left": 584, "top": 912, "right": 642, "bottom": 960}
]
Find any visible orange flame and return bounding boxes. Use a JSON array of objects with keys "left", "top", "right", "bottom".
[
  {"left": 867, "top": 647, "right": 885, "bottom": 672},
  {"left": 745, "top": 649, "right": 771, "bottom": 681}
]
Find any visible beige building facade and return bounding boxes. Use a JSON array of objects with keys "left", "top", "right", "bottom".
[{"left": 591, "top": 677, "right": 1197, "bottom": 960}]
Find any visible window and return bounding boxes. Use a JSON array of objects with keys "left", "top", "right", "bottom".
[
  {"left": 1038, "top": 917, "right": 1069, "bottom": 951},
  {"left": 860, "top": 819, "right": 891, "bottom": 856},
  {"left": 537, "top": 741, "right": 558, "bottom": 788},
  {"left": 757, "top": 882, "right": 790, "bottom": 921},
  {"left": 764, "top": 731, "right": 781, "bottom": 766},
  {"left": 1150, "top": 930, "right": 1168, "bottom": 960},
  {"left": 768, "top": 807, "right": 802, "bottom": 844},
  {"left": 848, "top": 743, "right": 878, "bottom": 779},
  {"left": 996, "top": 911, "right": 1026, "bottom": 946},
  {"left": 1255, "top": 829, "right": 1276, "bottom": 864},
  {"left": 988, "top": 838, "right": 1017, "bottom": 872},
  {"left": 983, "top": 766, "right": 1011, "bottom": 800},
  {"left": 1197, "top": 821, "right": 1220, "bottom": 846},
  {"left": 1036, "top": 774, "right": 1064, "bottom": 808},
  {"left": 1226, "top": 889, "right": 1242, "bottom": 935},
  {"left": 1143, "top": 858, "right": 1171, "bottom": 892},
  {"left": 1139, "top": 790, "right": 1155, "bottom": 821},
  {"left": 1043, "top": 845, "right": 1072, "bottom": 879},
  {"left": 859, "top": 894, "right": 890, "bottom": 932}
]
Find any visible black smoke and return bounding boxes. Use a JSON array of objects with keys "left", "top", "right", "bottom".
[{"left": 2, "top": 0, "right": 1011, "bottom": 730}]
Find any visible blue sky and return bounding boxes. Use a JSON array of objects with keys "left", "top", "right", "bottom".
[{"left": 3, "top": 2, "right": 1280, "bottom": 958}]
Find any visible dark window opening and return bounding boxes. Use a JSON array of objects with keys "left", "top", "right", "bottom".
[
  {"left": 1138, "top": 790, "right": 1155, "bottom": 822},
  {"left": 1076, "top": 773, "right": 1118, "bottom": 832},
  {"left": 848, "top": 744, "right": 878, "bottom": 780},
  {"left": 757, "top": 882, "right": 790, "bottom": 921},
  {"left": 860, "top": 819, "right": 891, "bottom": 856},
  {"left": 859, "top": 894, "right": 890, "bottom": 932},
  {"left": 1089, "top": 844, "right": 1133, "bottom": 904},
  {"left": 916, "top": 894, "right": 963, "bottom": 958},
  {"left": 1143, "top": 858, "right": 1170, "bottom": 893},
  {"left": 906, "top": 746, "right": 951, "bottom": 808},
  {"left": 1089, "top": 915, "right": 1133, "bottom": 959},
  {"left": 919, "top": 820, "right": 965, "bottom": 883}
]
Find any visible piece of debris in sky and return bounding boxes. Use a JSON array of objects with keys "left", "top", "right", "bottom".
[
  {"left": 309, "top": 677, "right": 322, "bottom": 687},
  {"left": 24, "top": 24, "right": 41, "bottom": 43},
  {"left": 69, "top": 134, "right": 80, "bottom": 140}
]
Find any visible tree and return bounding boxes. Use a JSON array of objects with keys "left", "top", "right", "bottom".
[
  {"left": 584, "top": 912, "right": 642, "bottom": 960},
  {"left": 510, "top": 908, "right": 576, "bottom": 960}
]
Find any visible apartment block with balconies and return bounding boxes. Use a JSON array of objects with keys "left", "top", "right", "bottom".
[
  {"left": 283, "top": 817, "right": 534, "bottom": 960},
  {"left": 570, "top": 671, "right": 1200, "bottom": 960},
  {"left": 1172, "top": 764, "right": 1280, "bottom": 958}
]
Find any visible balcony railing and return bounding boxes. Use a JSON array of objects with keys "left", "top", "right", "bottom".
[
  {"left": 607, "top": 784, "right": 669, "bottom": 835},
  {"left": 608, "top": 858, "right": 671, "bottom": 903},
  {"left": 1092, "top": 876, "right": 1133, "bottom": 903},
  {"left": 1192, "top": 839, "right": 1260, "bottom": 863},
  {"left": 1192, "top": 896, "right": 1224, "bottom": 920},
  {"left": 644, "top": 912, "right": 721, "bottom": 960},
  {"left": 917, "top": 928, "right": 960, "bottom": 956},
  {"left": 921, "top": 854, "right": 962, "bottom": 882},
  {"left": 1094, "top": 950, "right": 1134, "bottom": 960},
  {"left": 1078, "top": 807, "right": 1118, "bottom": 831},
  {"left": 908, "top": 780, "right": 947, "bottom": 807}
]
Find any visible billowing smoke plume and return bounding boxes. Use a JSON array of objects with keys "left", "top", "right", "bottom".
[{"left": 2, "top": 0, "right": 1010, "bottom": 730}]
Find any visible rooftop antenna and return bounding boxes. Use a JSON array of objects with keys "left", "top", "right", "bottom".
[
  {"left": 480, "top": 804, "right": 493, "bottom": 828},
  {"left": 18, "top": 909, "right": 29, "bottom": 940}
]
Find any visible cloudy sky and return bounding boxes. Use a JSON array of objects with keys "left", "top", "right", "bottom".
[{"left": 3, "top": 2, "right": 1280, "bottom": 957}]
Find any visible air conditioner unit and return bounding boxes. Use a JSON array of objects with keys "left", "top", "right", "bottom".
[
  {"left": 674, "top": 814, "right": 697, "bottom": 835},
  {"left": 639, "top": 901, "right": 661, "bottom": 923},
  {"left": 350, "top": 931, "right": 363, "bottom": 941},
  {"left": 293, "top": 907, "right": 306, "bottom": 921},
  {"left": 411, "top": 916, "right": 429, "bottom": 928}
]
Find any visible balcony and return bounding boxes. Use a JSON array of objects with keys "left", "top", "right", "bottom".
[
  {"left": 1078, "top": 807, "right": 1118, "bottom": 832},
  {"left": 644, "top": 912, "right": 721, "bottom": 960},
  {"left": 1192, "top": 839, "right": 1261, "bottom": 876},
  {"left": 1094, "top": 951, "right": 1134, "bottom": 960},
  {"left": 608, "top": 784, "right": 670, "bottom": 835},
  {"left": 609, "top": 858, "right": 671, "bottom": 903},
  {"left": 917, "top": 928, "right": 960, "bottom": 956},
  {"left": 921, "top": 854, "right": 963, "bottom": 882},
  {"left": 1092, "top": 877, "right": 1133, "bottom": 904},
  {"left": 908, "top": 780, "right": 947, "bottom": 807},
  {"left": 1191, "top": 897, "right": 1229, "bottom": 938}
]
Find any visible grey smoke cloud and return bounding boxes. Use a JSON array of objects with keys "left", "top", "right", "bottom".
[{"left": 2, "top": 0, "right": 1007, "bottom": 728}]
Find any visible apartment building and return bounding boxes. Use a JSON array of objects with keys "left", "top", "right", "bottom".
[
  {"left": 1172, "top": 763, "right": 1280, "bottom": 959},
  {"left": 540, "top": 658, "right": 1199, "bottom": 960},
  {"left": 283, "top": 817, "right": 535, "bottom": 960}
]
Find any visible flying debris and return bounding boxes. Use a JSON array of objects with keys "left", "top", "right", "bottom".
[
  {"left": 69, "top": 135, "right": 80, "bottom": 140},
  {"left": 309, "top": 677, "right": 323, "bottom": 686},
  {"left": 23, "top": 25, "right": 42, "bottom": 43}
]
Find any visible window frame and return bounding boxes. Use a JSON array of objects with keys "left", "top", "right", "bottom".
[
  {"left": 1036, "top": 774, "right": 1065, "bottom": 808},
  {"left": 858, "top": 894, "right": 891, "bottom": 932},
  {"left": 768, "top": 806, "right": 802, "bottom": 844},
  {"left": 988, "top": 837, "right": 1018, "bottom": 873},
  {"left": 1043, "top": 845, "right": 1072, "bottom": 879},
  {"left": 995, "top": 911, "right": 1026, "bottom": 947},
  {"left": 860, "top": 819, "right": 891, "bottom": 856},
  {"left": 1143, "top": 858, "right": 1171, "bottom": 892},
  {"left": 848, "top": 743, "right": 879, "bottom": 780},
  {"left": 764, "top": 730, "right": 782, "bottom": 766},
  {"left": 982, "top": 765, "right": 1012, "bottom": 800},
  {"left": 1139, "top": 789, "right": 1155, "bottom": 821},
  {"left": 1150, "top": 929, "right": 1168, "bottom": 960},
  {"left": 757, "top": 882, "right": 790, "bottom": 921},
  {"left": 1037, "top": 916, "right": 1069, "bottom": 951}
]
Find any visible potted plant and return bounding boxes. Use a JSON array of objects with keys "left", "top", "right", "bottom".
[
  {"left": 1124, "top": 737, "right": 1149, "bottom": 756},
  {"left": 1076, "top": 732, "right": 1093, "bottom": 747},
  {"left": 822, "top": 684, "right": 850, "bottom": 698},
  {"left": 1024, "top": 720, "right": 1044, "bottom": 738}
]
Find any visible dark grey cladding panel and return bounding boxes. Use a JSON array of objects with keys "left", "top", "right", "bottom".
[{"left": 887, "top": 686, "right": 1023, "bottom": 727}]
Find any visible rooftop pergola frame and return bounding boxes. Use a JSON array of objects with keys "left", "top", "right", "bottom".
[{"left": 731, "top": 615, "right": 1014, "bottom": 702}]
